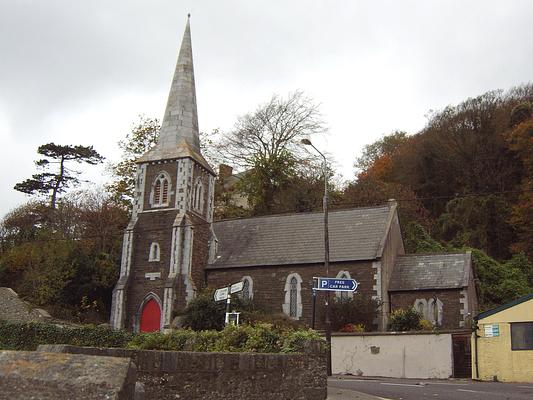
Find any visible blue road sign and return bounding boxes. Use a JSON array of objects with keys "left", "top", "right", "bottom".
[{"left": 315, "top": 277, "right": 359, "bottom": 292}]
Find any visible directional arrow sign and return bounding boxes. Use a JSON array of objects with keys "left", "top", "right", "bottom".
[
  {"left": 315, "top": 277, "right": 359, "bottom": 292},
  {"left": 230, "top": 281, "right": 244, "bottom": 294},
  {"left": 214, "top": 287, "right": 229, "bottom": 302},
  {"left": 214, "top": 281, "right": 245, "bottom": 302}
]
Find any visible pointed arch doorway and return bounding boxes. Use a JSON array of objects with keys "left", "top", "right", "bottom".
[{"left": 140, "top": 297, "right": 161, "bottom": 332}]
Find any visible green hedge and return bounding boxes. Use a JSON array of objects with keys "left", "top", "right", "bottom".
[
  {"left": 0, "top": 320, "right": 133, "bottom": 351},
  {"left": 0, "top": 320, "right": 323, "bottom": 354},
  {"left": 127, "top": 323, "right": 322, "bottom": 353}
]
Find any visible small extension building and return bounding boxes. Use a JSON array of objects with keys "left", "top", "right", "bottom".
[
  {"left": 472, "top": 294, "right": 533, "bottom": 382},
  {"left": 110, "top": 17, "right": 478, "bottom": 334},
  {"left": 389, "top": 253, "right": 478, "bottom": 329}
]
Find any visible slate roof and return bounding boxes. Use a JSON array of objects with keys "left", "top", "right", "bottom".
[
  {"left": 0, "top": 287, "right": 51, "bottom": 323},
  {"left": 207, "top": 204, "right": 394, "bottom": 269},
  {"left": 389, "top": 252, "right": 472, "bottom": 291}
]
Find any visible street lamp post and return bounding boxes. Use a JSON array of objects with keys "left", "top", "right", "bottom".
[{"left": 301, "top": 138, "right": 332, "bottom": 376}]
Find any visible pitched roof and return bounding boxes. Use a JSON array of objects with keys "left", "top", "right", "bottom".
[
  {"left": 0, "top": 287, "right": 51, "bottom": 323},
  {"left": 475, "top": 293, "right": 533, "bottom": 321},
  {"left": 207, "top": 204, "right": 395, "bottom": 269},
  {"left": 389, "top": 252, "right": 472, "bottom": 291}
]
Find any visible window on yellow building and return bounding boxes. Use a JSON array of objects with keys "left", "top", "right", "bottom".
[{"left": 511, "top": 322, "right": 533, "bottom": 350}]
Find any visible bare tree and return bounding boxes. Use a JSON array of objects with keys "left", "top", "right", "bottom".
[
  {"left": 215, "top": 91, "right": 327, "bottom": 214},
  {"left": 217, "top": 91, "right": 326, "bottom": 167}
]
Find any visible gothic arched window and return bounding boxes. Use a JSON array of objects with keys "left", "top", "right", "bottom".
[
  {"left": 335, "top": 270, "right": 353, "bottom": 301},
  {"left": 193, "top": 179, "right": 204, "bottom": 212},
  {"left": 149, "top": 242, "right": 160, "bottom": 262},
  {"left": 152, "top": 172, "right": 171, "bottom": 207},
  {"left": 289, "top": 277, "right": 298, "bottom": 317},
  {"left": 241, "top": 276, "right": 253, "bottom": 301},
  {"left": 427, "top": 297, "right": 444, "bottom": 326},
  {"left": 283, "top": 273, "right": 302, "bottom": 319},
  {"left": 414, "top": 298, "right": 428, "bottom": 319}
]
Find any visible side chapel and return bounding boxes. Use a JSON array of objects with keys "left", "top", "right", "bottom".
[{"left": 110, "top": 18, "right": 478, "bottom": 333}]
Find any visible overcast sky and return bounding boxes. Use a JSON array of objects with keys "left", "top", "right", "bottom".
[{"left": 1, "top": 0, "right": 532, "bottom": 217}]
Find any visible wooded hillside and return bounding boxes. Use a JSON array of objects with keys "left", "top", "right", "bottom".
[{"left": 343, "top": 84, "right": 533, "bottom": 310}]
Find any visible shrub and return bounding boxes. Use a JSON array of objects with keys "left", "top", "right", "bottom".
[
  {"left": 126, "top": 329, "right": 196, "bottom": 351},
  {"left": 280, "top": 329, "right": 322, "bottom": 353},
  {"left": 419, "top": 319, "right": 434, "bottom": 331},
  {"left": 179, "top": 290, "right": 226, "bottom": 331},
  {"left": 330, "top": 294, "right": 380, "bottom": 331},
  {"left": 339, "top": 323, "right": 365, "bottom": 333},
  {"left": 388, "top": 308, "right": 422, "bottom": 331},
  {"left": 241, "top": 310, "right": 302, "bottom": 330}
]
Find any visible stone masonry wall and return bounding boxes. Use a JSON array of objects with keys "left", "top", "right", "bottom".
[
  {"left": 206, "top": 260, "right": 376, "bottom": 329},
  {"left": 38, "top": 345, "right": 327, "bottom": 400},
  {"left": 143, "top": 162, "right": 178, "bottom": 211},
  {"left": 389, "top": 289, "right": 463, "bottom": 329},
  {"left": 126, "top": 209, "right": 178, "bottom": 331}
]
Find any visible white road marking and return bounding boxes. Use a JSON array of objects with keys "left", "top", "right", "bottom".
[
  {"left": 330, "top": 378, "right": 381, "bottom": 382},
  {"left": 380, "top": 383, "right": 423, "bottom": 388},
  {"left": 518, "top": 386, "right": 533, "bottom": 389},
  {"left": 429, "top": 382, "right": 468, "bottom": 386},
  {"left": 457, "top": 389, "right": 481, "bottom": 393}
]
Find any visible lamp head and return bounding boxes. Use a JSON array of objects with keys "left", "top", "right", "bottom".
[{"left": 301, "top": 138, "right": 312, "bottom": 146}]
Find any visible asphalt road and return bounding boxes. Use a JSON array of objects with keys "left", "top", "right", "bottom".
[{"left": 328, "top": 376, "right": 533, "bottom": 400}]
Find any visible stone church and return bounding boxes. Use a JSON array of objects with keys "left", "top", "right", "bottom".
[{"left": 110, "top": 18, "right": 478, "bottom": 333}]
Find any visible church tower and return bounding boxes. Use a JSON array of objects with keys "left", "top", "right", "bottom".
[{"left": 110, "top": 17, "right": 216, "bottom": 332}]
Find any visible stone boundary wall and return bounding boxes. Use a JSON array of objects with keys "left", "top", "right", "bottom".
[
  {"left": 38, "top": 344, "right": 327, "bottom": 400},
  {"left": 332, "top": 331, "right": 467, "bottom": 379}
]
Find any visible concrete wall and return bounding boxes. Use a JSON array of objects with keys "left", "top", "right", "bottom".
[
  {"left": 332, "top": 332, "right": 454, "bottom": 379},
  {"left": 473, "top": 298, "right": 533, "bottom": 382},
  {"left": 38, "top": 344, "right": 327, "bottom": 400}
]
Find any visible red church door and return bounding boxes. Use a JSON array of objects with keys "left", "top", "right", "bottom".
[{"left": 140, "top": 298, "right": 161, "bottom": 332}]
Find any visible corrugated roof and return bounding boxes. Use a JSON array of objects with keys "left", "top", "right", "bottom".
[
  {"left": 207, "top": 205, "right": 393, "bottom": 269},
  {"left": 389, "top": 252, "right": 471, "bottom": 291}
]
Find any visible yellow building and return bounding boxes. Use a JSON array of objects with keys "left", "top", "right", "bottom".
[{"left": 472, "top": 294, "right": 533, "bottom": 382}]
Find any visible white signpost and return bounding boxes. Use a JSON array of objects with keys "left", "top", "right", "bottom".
[{"left": 214, "top": 281, "right": 244, "bottom": 326}]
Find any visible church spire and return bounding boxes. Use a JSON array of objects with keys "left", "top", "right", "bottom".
[
  {"left": 137, "top": 16, "right": 212, "bottom": 173},
  {"left": 158, "top": 15, "right": 199, "bottom": 151}
]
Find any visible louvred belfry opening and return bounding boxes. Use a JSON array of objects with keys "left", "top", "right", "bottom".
[
  {"left": 162, "top": 179, "right": 169, "bottom": 203},
  {"left": 154, "top": 180, "right": 161, "bottom": 204},
  {"left": 140, "top": 298, "right": 161, "bottom": 332}
]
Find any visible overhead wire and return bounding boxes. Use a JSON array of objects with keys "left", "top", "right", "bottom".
[{"left": 2, "top": 185, "right": 533, "bottom": 245}]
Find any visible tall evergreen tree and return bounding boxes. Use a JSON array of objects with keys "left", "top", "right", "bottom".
[{"left": 14, "top": 143, "right": 103, "bottom": 209}]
